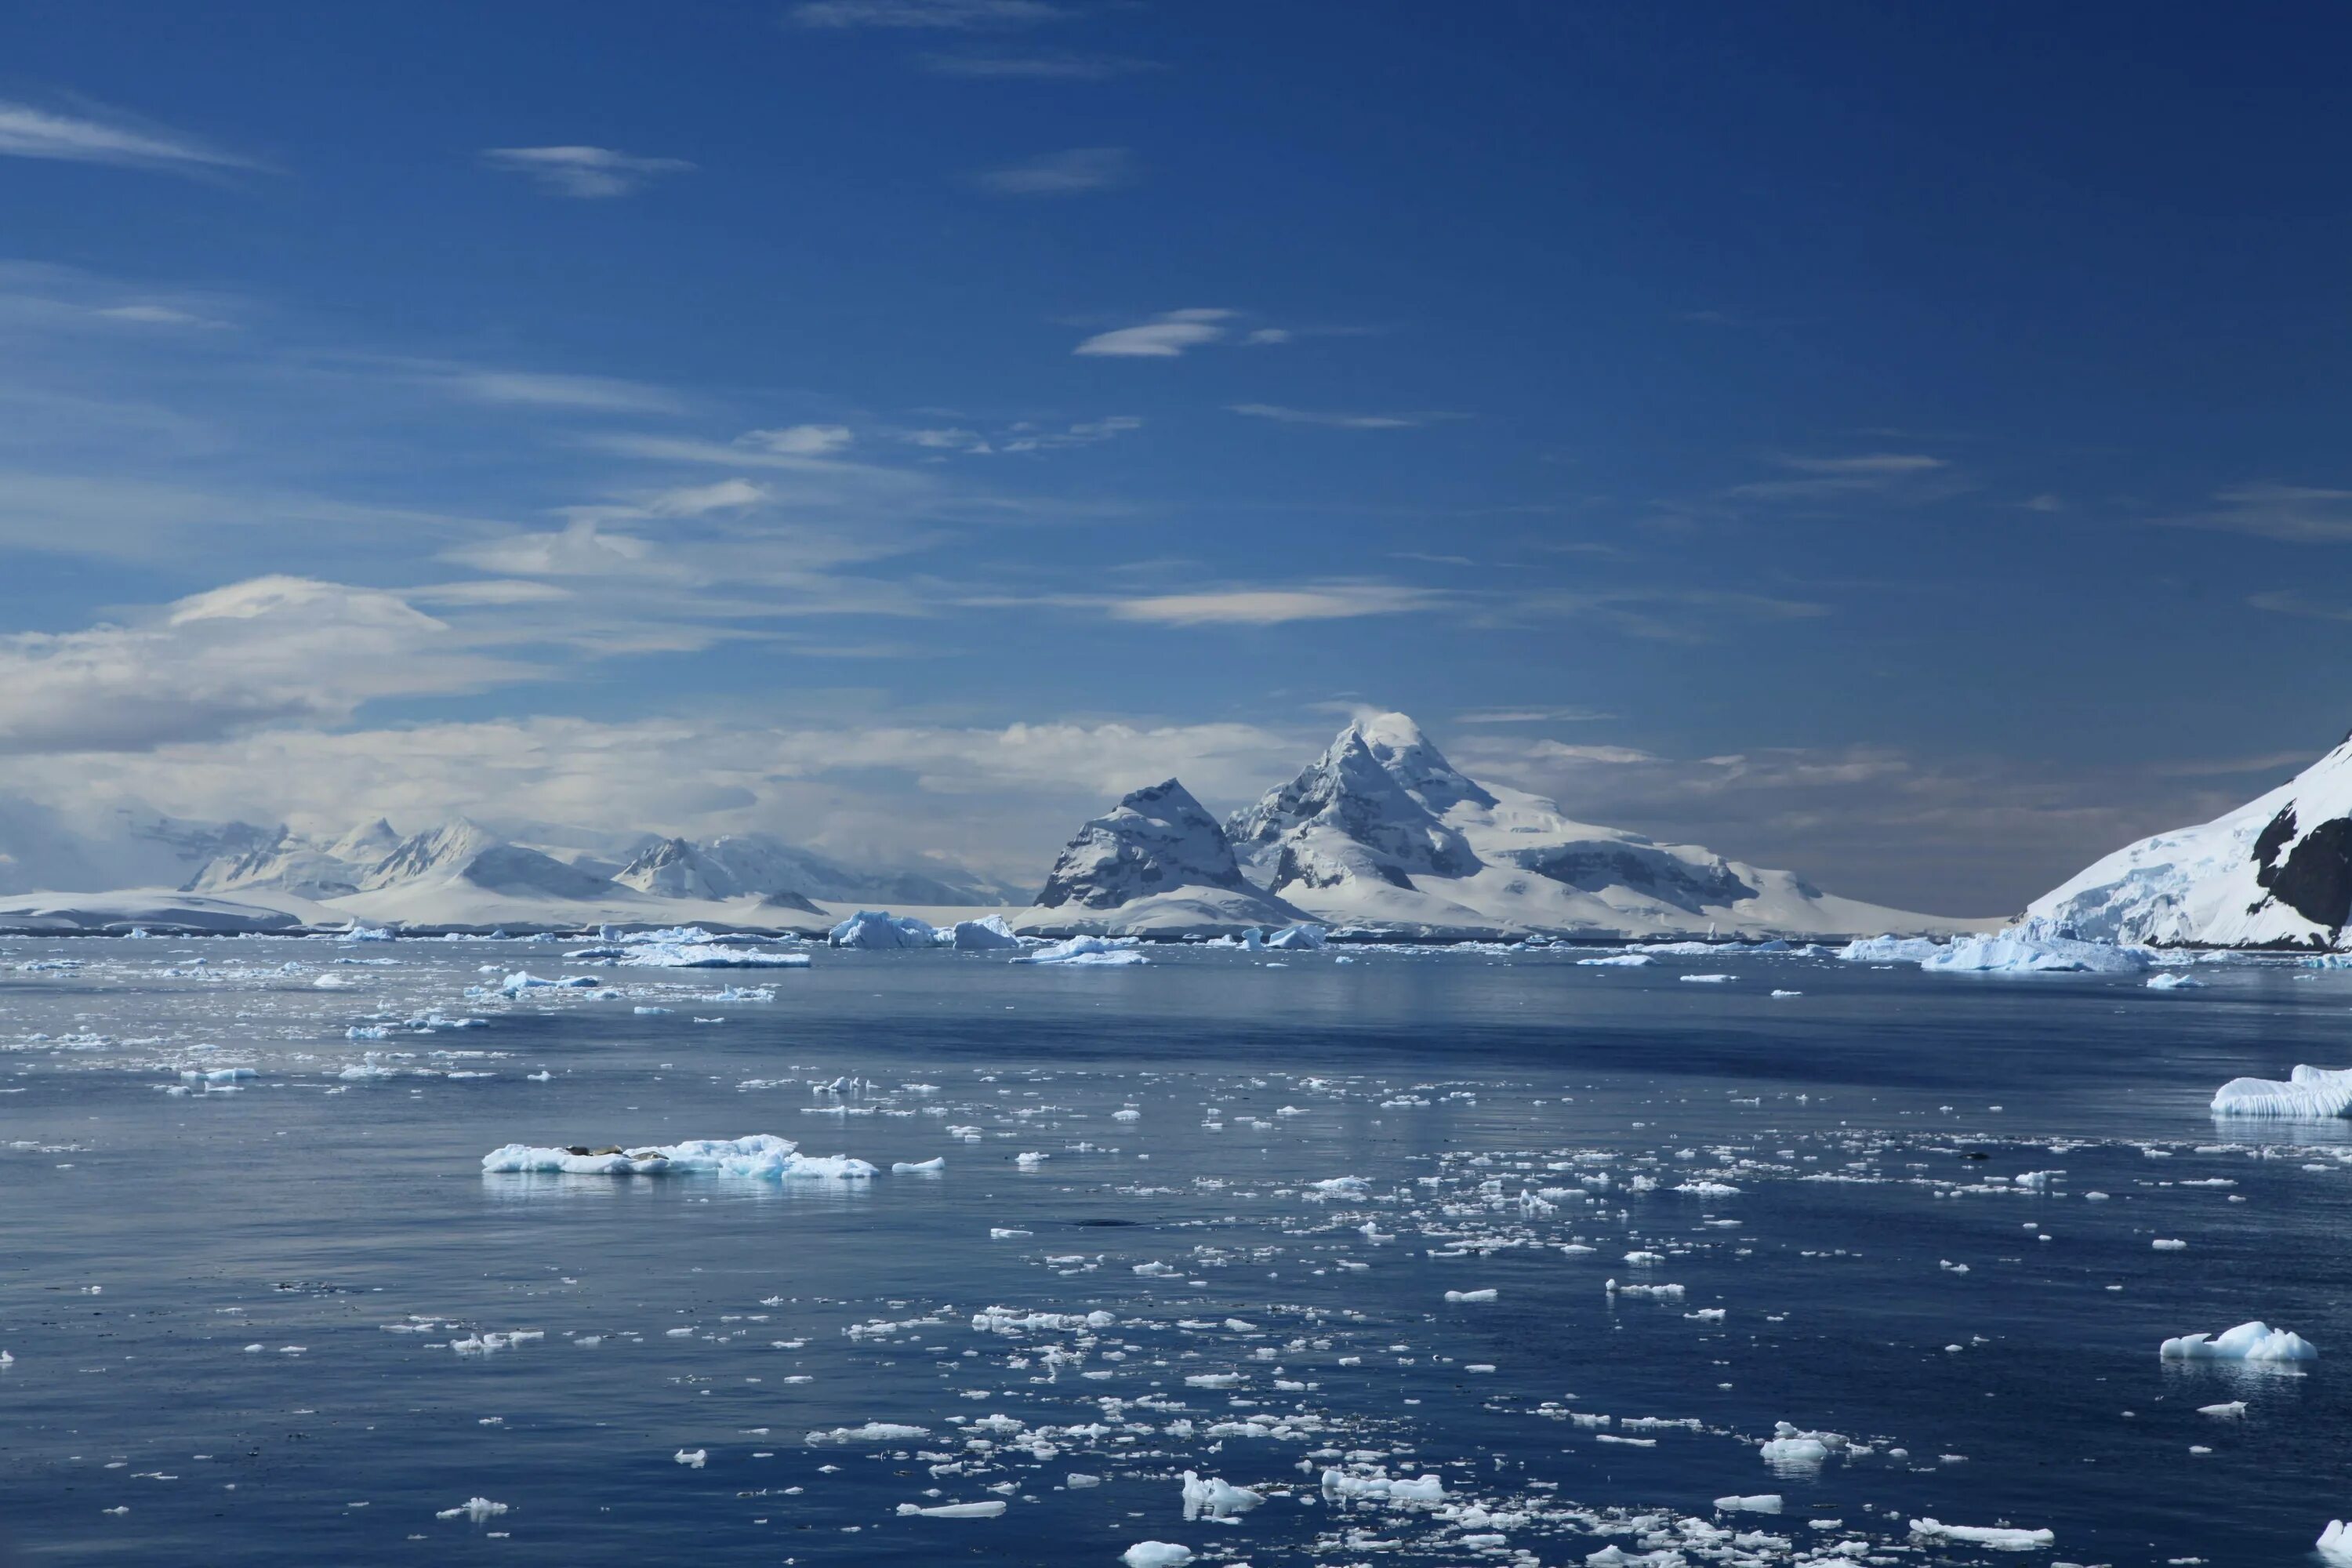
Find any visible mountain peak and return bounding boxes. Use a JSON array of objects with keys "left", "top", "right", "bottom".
[{"left": 1034, "top": 778, "right": 1252, "bottom": 910}]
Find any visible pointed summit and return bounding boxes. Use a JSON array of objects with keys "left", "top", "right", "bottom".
[
  {"left": 1228, "top": 717, "right": 1483, "bottom": 894},
  {"left": 1036, "top": 779, "right": 1252, "bottom": 910}
]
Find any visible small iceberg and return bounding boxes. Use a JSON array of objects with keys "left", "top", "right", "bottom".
[
  {"left": 481, "top": 1134, "right": 877, "bottom": 1180},
  {"left": 2211, "top": 1065, "right": 2352, "bottom": 1119},
  {"left": 1011, "top": 935, "right": 1147, "bottom": 967},
  {"left": 1263, "top": 924, "right": 1327, "bottom": 951},
  {"left": 949, "top": 916, "right": 1022, "bottom": 951},
  {"left": 1922, "top": 921, "right": 2154, "bottom": 975},
  {"left": 828, "top": 910, "right": 938, "bottom": 950},
  {"left": 2146, "top": 971, "right": 2205, "bottom": 989},
  {"left": 2159, "top": 1321, "right": 2318, "bottom": 1362},
  {"left": 1910, "top": 1518, "right": 2053, "bottom": 1550}
]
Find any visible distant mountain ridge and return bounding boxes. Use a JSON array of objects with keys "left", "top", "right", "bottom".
[{"left": 1025, "top": 711, "right": 1969, "bottom": 938}]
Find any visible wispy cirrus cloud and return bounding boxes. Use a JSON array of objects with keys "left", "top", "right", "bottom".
[
  {"left": 445, "top": 368, "right": 685, "bottom": 413},
  {"left": 919, "top": 52, "right": 1161, "bottom": 78},
  {"left": 0, "top": 98, "right": 259, "bottom": 175},
  {"left": 480, "top": 145, "right": 694, "bottom": 198},
  {"left": 973, "top": 146, "right": 1134, "bottom": 196},
  {"left": 1105, "top": 583, "right": 1442, "bottom": 626},
  {"left": 2166, "top": 483, "right": 2352, "bottom": 543},
  {"left": 1229, "top": 403, "right": 1461, "bottom": 430},
  {"left": 1073, "top": 308, "right": 1236, "bottom": 358},
  {"left": 1725, "top": 452, "right": 1954, "bottom": 503},
  {"left": 790, "top": 0, "right": 1065, "bottom": 29}
]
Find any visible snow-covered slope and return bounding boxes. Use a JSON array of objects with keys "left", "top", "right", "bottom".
[
  {"left": 1021, "top": 779, "right": 1305, "bottom": 935},
  {"left": 1016, "top": 716, "right": 1967, "bottom": 939},
  {"left": 2028, "top": 735, "right": 2352, "bottom": 948},
  {"left": 613, "top": 837, "right": 824, "bottom": 913},
  {"left": 1222, "top": 713, "right": 1967, "bottom": 938}
]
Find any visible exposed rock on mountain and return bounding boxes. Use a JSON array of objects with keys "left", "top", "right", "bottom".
[
  {"left": 2029, "top": 732, "right": 2352, "bottom": 948},
  {"left": 1023, "top": 779, "right": 1305, "bottom": 935}
]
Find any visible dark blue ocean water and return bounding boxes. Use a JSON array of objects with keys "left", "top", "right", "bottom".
[{"left": 4, "top": 936, "right": 2351, "bottom": 1566}]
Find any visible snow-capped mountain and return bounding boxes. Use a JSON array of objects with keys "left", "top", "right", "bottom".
[
  {"left": 1022, "top": 779, "right": 1304, "bottom": 935},
  {"left": 189, "top": 818, "right": 401, "bottom": 900},
  {"left": 614, "top": 837, "right": 824, "bottom": 913},
  {"left": 1216, "top": 712, "right": 1950, "bottom": 937},
  {"left": 1020, "top": 713, "right": 1965, "bottom": 938},
  {"left": 2028, "top": 734, "right": 2352, "bottom": 948}
]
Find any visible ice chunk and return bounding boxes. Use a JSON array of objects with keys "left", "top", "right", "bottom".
[
  {"left": 828, "top": 910, "right": 938, "bottom": 949},
  {"left": 892, "top": 1157, "right": 946, "bottom": 1174},
  {"left": 1181, "top": 1472, "right": 1262, "bottom": 1520},
  {"left": 2321, "top": 1519, "right": 2352, "bottom": 1560},
  {"left": 896, "top": 1500, "right": 1006, "bottom": 1518},
  {"left": 2146, "top": 972, "right": 2205, "bottom": 989},
  {"left": 949, "top": 916, "right": 1022, "bottom": 951},
  {"left": 1576, "top": 953, "right": 1653, "bottom": 967},
  {"left": 1715, "top": 1494, "right": 1782, "bottom": 1512},
  {"left": 1910, "top": 1517, "right": 2053, "bottom": 1550},
  {"left": 480, "top": 1134, "right": 877, "bottom": 1180},
  {"left": 807, "top": 1421, "right": 930, "bottom": 1444},
  {"left": 1122, "top": 1545, "right": 1194, "bottom": 1568},
  {"left": 1320, "top": 1469, "right": 1444, "bottom": 1504},
  {"left": 2212, "top": 1065, "right": 2352, "bottom": 1119},
  {"left": 1838, "top": 935, "right": 1947, "bottom": 964},
  {"left": 435, "top": 1497, "right": 509, "bottom": 1522},
  {"left": 1264, "top": 924, "right": 1327, "bottom": 951},
  {"left": 1011, "top": 935, "right": 1149, "bottom": 967},
  {"left": 2159, "top": 1321, "right": 2318, "bottom": 1362}
]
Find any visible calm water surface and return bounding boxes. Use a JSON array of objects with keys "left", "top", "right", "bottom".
[{"left": 3, "top": 936, "right": 2350, "bottom": 1566}]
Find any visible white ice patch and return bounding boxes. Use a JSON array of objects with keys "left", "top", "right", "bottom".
[
  {"left": 2159, "top": 1321, "right": 2318, "bottom": 1362},
  {"left": 2211, "top": 1065, "right": 2352, "bottom": 1119},
  {"left": 1012, "top": 935, "right": 1149, "bottom": 967},
  {"left": 480, "top": 1134, "right": 877, "bottom": 1180}
]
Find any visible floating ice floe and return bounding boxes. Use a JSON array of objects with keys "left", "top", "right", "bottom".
[
  {"left": 1679, "top": 973, "right": 1736, "bottom": 984},
  {"left": 499, "top": 971, "right": 599, "bottom": 996},
  {"left": 807, "top": 1421, "right": 930, "bottom": 1444},
  {"left": 891, "top": 1157, "right": 946, "bottom": 1174},
  {"left": 1715, "top": 1494, "right": 1782, "bottom": 1513},
  {"left": 949, "top": 916, "right": 1022, "bottom": 951},
  {"left": 2147, "top": 971, "right": 2205, "bottom": 989},
  {"left": 435, "top": 1497, "right": 507, "bottom": 1522},
  {"left": 1122, "top": 1544, "right": 1194, "bottom": 1568},
  {"left": 2321, "top": 1519, "right": 2352, "bottom": 1561},
  {"left": 1837, "top": 935, "right": 1947, "bottom": 964},
  {"left": 1263, "top": 924, "right": 1327, "bottom": 951},
  {"left": 1181, "top": 1471, "right": 1262, "bottom": 1520},
  {"left": 828, "top": 910, "right": 937, "bottom": 949},
  {"left": 1910, "top": 1517, "right": 2053, "bottom": 1550},
  {"left": 1577, "top": 953, "right": 1652, "bottom": 967},
  {"left": 480, "top": 1134, "right": 877, "bottom": 1180},
  {"left": 1321, "top": 1469, "right": 1445, "bottom": 1504},
  {"left": 619, "top": 942, "right": 808, "bottom": 970},
  {"left": 2159, "top": 1321, "right": 2318, "bottom": 1362},
  {"left": 897, "top": 1500, "right": 1005, "bottom": 1518},
  {"left": 2211, "top": 1065, "right": 2352, "bottom": 1118},
  {"left": 1011, "top": 935, "right": 1148, "bottom": 967}
]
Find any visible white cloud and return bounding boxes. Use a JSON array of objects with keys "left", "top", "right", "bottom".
[
  {"left": 790, "top": 0, "right": 1065, "bottom": 28},
  {"left": 975, "top": 146, "right": 1134, "bottom": 196},
  {"left": 0, "top": 576, "right": 525, "bottom": 755},
  {"left": 1106, "top": 584, "right": 1439, "bottom": 626},
  {"left": 742, "top": 423, "right": 856, "bottom": 456},
  {"left": 447, "top": 369, "right": 684, "bottom": 413},
  {"left": 1074, "top": 308, "right": 1236, "bottom": 358},
  {"left": 2168, "top": 482, "right": 2352, "bottom": 543},
  {"left": 644, "top": 478, "right": 767, "bottom": 516},
  {"left": 93, "top": 303, "right": 229, "bottom": 329},
  {"left": 1726, "top": 452, "right": 1958, "bottom": 503},
  {"left": 0, "top": 99, "right": 256, "bottom": 174},
  {"left": 1229, "top": 403, "right": 1455, "bottom": 430},
  {"left": 480, "top": 145, "right": 695, "bottom": 198}
]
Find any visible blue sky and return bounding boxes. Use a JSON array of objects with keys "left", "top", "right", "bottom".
[{"left": 2, "top": 1, "right": 2348, "bottom": 911}]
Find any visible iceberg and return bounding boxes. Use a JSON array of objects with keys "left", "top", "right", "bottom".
[
  {"left": 2321, "top": 1519, "right": 2352, "bottom": 1561},
  {"left": 1180, "top": 1472, "right": 1262, "bottom": 1520},
  {"left": 828, "top": 909, "right": 939, "bottom": 949},
  {"left": 1920, "top": 922, "right": 2155, "bottom": 975},
  {"left": 1263, "top": 923, "right": 1327, "bottom": 951},
  {"left": 481, "top": 1134, "right": 877, "bottom": 1180},
  {"left": 2145, "top": 971, "right": 2205, "bottom": 989},
  {"left": 1909, "top": 1518, "right": 2053, "bottom": 1550},
  {"left": 2211, "top": 1065, "right": 2352, "bottom": 1119},
  {"left": 1838, "top": 935, "right": 1947, "bottom": 964},
  {"left": 950, "top": 915, "right": 1022, "bottom": 950},
  {"left": 2159, "top": 1321, "right": 2318, "bottom": 1362},
  {"left": 1011, "top": 935, "right": 1148, "bottom": 967}
]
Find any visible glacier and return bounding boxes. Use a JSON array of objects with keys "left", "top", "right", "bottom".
[{"left": 2030, "top": 731, "right": 2352, "bottom": 949}]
